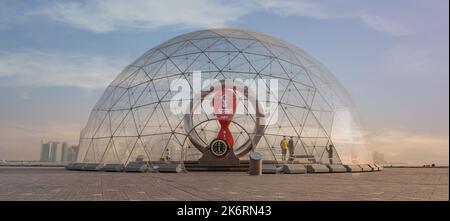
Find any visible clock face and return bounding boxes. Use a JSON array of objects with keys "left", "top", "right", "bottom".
[{"left": 210, "top": 139, "right": 229, "bottom": 157}]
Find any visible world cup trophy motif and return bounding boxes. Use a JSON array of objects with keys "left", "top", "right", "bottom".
[{"left": 212, "top": 84, "right": 237, "bottom": 149}]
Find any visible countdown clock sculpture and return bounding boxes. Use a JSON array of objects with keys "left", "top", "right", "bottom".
[{"left": 184, "top": 80, "right": 265, "bottom": 162}]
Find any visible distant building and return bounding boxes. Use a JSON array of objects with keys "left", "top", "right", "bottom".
[
  {"left": 61, "top": 142, "right": 68, "bottom": 162},
  {"left": 67, "top": 145, "right": 79, "bottom": 162},
  {"left": 39, "top": 140, "right": 79, "bottom": 162},
  {"left": 73, "top": 145, "right": 79, "bottom": 161},
  {"left": 373, "top": 151, "right": 386, "bottom": 164},
  {"left": 40, "top": 142, "right": 51, "bottom": 162},
  {"left": 49, "top": 142, "right": 59, "bottom": 162}
]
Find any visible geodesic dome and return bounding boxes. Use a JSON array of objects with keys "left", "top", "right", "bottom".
[{"left": 77, "top": 28, "right": 371, "bottom": 166}]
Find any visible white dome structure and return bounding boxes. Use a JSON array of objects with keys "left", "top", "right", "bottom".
[{"left": 77, "top": 28, "right": 371, "bottom": 167}]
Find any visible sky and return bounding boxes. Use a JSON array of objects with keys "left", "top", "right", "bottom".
[{"left": 0, "top": 0, "right": 448, "bottom": 165}]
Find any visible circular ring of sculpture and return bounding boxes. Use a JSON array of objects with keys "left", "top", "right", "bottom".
[{"left": 184, "top": 80, "right": 266, "bottom": 158}]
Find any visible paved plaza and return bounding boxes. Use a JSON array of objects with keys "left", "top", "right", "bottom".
[{"left": 0, "top": 167, "right": 447, "bottom": 201}]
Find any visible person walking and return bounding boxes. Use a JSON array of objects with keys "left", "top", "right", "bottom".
[
  {"left": 288, "top": 137, "right": 295, "bottom": 161},
  {"left": 280, "top": 136, "right": 289, "bottom": 161},
  {"left": 326, "top": 144, "right": 333, "bottom": 164}
]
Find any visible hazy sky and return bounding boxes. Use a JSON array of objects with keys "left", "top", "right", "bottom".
[{"left": 0, "top": 0, "right": 448, "bottom": 165}]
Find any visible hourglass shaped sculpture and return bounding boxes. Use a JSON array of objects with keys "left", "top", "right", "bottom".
[
  {"left": 184, "top": 80, "right": 266, "bottom": 165},
  {"left": 212, "top": 84, "right": 236, "bottom": 149}
]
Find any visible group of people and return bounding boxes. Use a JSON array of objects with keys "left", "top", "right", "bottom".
[{"left": 279, "top": 136, "right": 295, "bottom": 161}]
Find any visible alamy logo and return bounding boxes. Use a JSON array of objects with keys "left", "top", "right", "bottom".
[{"left": 169, "top": 71, "right": 279, "bottom": 125}]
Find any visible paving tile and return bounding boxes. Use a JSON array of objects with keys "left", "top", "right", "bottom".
[{"left": 0, "top": 167, "right": 447, "bottom": 201}]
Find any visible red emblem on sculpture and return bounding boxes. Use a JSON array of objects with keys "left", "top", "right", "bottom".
[{"left": 212, "top": 84, "right": 237, "bottom": 148}]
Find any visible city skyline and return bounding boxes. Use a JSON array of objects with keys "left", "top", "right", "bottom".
[
  {"left": 0, "top": 0, "right": 448, "bottom": 165},
  {"left": 39, "top": 140, "right": 79, "bottom": 162}
]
